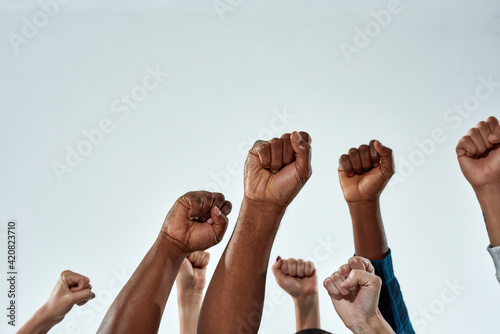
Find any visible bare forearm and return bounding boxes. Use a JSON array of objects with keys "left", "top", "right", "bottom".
[
  {"left": 198, "top": 199, "right": 285, "bottom": 334},
  {"left": 177, "top": 291, "right": 203, "bottom": 334},
  {"left": 476, "top": 184, "right": 500, "bottom": 247},
  {"left": 97, "top": 233, "right": 185, "bottom": 334},
  {"left": 293, "top": 295, "right": 320, "bottom": 331},
  {"left": 349, "top": 312, "right": 394, "bottom": 334},
  {"left": 18, "top": 305, "right": 60, "bottom": 334},
  {"left": 348, "top": 200, "right": 388, "bottom": 260}
]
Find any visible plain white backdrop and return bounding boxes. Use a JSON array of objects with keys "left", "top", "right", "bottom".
[{"left": 1, "top": 0, "right": 500, "bottom": 333}]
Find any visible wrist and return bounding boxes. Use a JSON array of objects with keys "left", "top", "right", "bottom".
[
  {"left": 242, "top": 197, "right": 288, "bottom": 215},
  {"left": 347, "top": 199, "right": 380, "bottom": 211},
  {"left": 157, "top": 232, "right": 192, "bottom": 260},
  {"left": 348, "top": 312, "right": 394, "bottom": 334},
  {"left": 177, "top": 288, "right": 203, "bottom": 304},
  {"left": 293, "top": 294, "right": 320, "bottom": 331},
  {"left": 293, "top": 293, "right": 319, "bottom": 307},
  {"left": 18, "top": 304, "right": 62, "bottom": 334},
  {"left": 475, "top": 182, "right": 500, "bottom": 200}
]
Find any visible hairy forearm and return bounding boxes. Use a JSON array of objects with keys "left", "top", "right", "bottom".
[
  {"left": 348, "top": 200, "right": 389, "bottom": 260},
  {"left": 177, "top": 290, "right": 203, "bottom": 334},
  {"left": 97, "top": 233, "right": 185, "bottom": 334},
  {"left": 18, "top": 305, "right": 61, "bottom": 334},
  {"left": 198, "top": 199, "right": 285, "bottom": 334},
  {"left": 293, "top": 295, "right": 320, "bottom": 331},
  {"left": 476, "top": 183, "right": 500, "bottom": 247}
]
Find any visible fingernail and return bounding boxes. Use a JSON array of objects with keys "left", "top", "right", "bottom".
[
  {"left": 214, "top": 206, "right": 222, "bottom": 217},
  {"left": 207, "top": 218, "right": 214, "bottom": 225},
  {"left": 91, "top": 292, "right": 96, "bottom": 299},
  {"left": 276, "top": 256, "right": 281, "bottom": 262},
  {"left": 490, "top": 134, "right": 498, "bottom": 141}
]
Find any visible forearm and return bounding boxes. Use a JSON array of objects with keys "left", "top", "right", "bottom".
[
  {"left": 18, "top": 305, "right": 61, "bottom": 334},
  {"left": 349, "top": 312, "right": 395, "bottom": 334},
  {"left": 198, "top": 199, "right": 285, "bottom": 334},
  {"left": 476, "top": 183, "right": 500, "bottom": 247},
  {"left": 97, "top": 233, "right": 185, "bottom": 334},
  {"left": 177, "top": 291, "right": 203, "bottom": 334},
  {"left": 348, "top": 200, "right": 389, "bottom": 260},
  {"left": 293, "top": 295, "right": 320, "bottom": 331}
]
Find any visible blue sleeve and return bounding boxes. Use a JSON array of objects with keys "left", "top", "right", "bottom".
[{"left": 370, "top": 249, "right": 414, "bottom": 334}]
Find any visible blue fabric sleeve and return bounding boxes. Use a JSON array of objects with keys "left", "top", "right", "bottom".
[{"left": 370, "top": 249, "right": 414, "bottom": 334}]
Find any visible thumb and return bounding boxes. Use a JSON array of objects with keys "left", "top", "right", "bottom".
[
  {"left": 290, "top": 131, "right": 312, "bottom": 183},
  {"left": 209, "top": 206, "right": 229, "bottom": 244},
  {"left": 69, "top": 289, "right": 94, "bottom": 306},
  {"left": 341, "top": 270, "right": 381, "bottom": 292},
  {"left": 374, "top": 140, "right": 394, "bottom": 176},
  {"left": 488, "top": 126, "right": 500, "bottom": 144},
  {"left": 271, "top": 256, "right": 284, "bottom": 278}
]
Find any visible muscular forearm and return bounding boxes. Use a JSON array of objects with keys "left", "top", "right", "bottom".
[
  {"left": 348, "top": 200, "right": 389, "bottom": 260},
  {"left": 293, "top": 295, "right": 320, "bottom": 331},
  {"left": 476, "top": 183, "right": 500, "bottom": 247},
  {"left": 97, "top": 233, "right": 185, "bottom": 334},
  {"left": 177, "top": 291, "right": 203, "bottom": 334},
  {"left": 198, "top": 199, "right": 285, "bottom": 334},
  {"left": 18, "top": 305, "right": 61, "bottom": 334}
]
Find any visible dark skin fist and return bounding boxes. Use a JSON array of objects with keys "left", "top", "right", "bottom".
[
  {"left": 457, "top": 116, "right": 500, "bottom": 192},
  {"left": 161, "top": 191, "right": 232, "bottom": 253},
  {"left": 244, "top": 131, "right": 312, "bottom": 209},
  {"left": 338, "top": 140, "right": 394, "bottom": 203}
]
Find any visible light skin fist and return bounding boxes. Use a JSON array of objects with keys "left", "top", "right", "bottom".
[
  {"left": 323, "top": 257, "right": 384, "bottom": 331},
  {"left": 339, "top": 140, "right": 394, "bottom": 203},
  {"left": 176, "top": 251, "right": 210, "bottom": 292},
  {"left": 161, "top": 191, "right": 232, "bottom": 253},
  {"left": 45, "top": 270, "right": 95, "bottom": 323},
  {"left": 457, "top": 116, "right": 500, "bottom": 192},
  {"left": 272, "top": 257, "right": 318, "bottom": 299},
  {"left": 244, "top": 131, "right": 312, "bottom": 209}
]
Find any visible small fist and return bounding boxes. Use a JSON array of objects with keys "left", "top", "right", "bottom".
[
  {"left": 244, "top": 131, "right": 312, "bottom": 209},
  {"left": 176, "top": 251, "right": 210, "bottom": 292},
  {"left": 339, "top": 140, "right": 394, "bottom": 203},
  {"left": 323, "top": 257, "right": 381, "bottom": 329},
  {"left": 272, "top": 257, "right": 318, "bottom": 299},
  {"left": 162, "top": 191, "right": 232, "bottom": 253},
  {"left": 456, "top": 116, "right": 500, "bottom": 191},
  {"left": 45, "top": 270, "right": 95, "bottom": 323}
]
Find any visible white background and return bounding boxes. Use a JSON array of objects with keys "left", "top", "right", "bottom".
[{"left": 1, "top": 0, "right": 499, "bottom": 333}]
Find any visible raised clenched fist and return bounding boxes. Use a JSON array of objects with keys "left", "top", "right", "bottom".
[
  {"left": 161, "top": 191, "right": 232, "bottom": 253},
  {"left": 272, "top": 257, "right": 318, "bottom": 299},
  {"left": 45, "top": 271, "right": 95, "bottom": 323},
  {"left": 244, "top": 131, "right": 312, "bottom": 209},
  {"left": 339, "top": 140, "right": 394, "bottom": 203},
  {"left": 457, "top": 116, "right": 500, "bottom": 192},
  {"left": 176, "top": 251, "right": 210, "bottom": 292},
  {"left": 324, "top": 257, "right": 387, "bottom": 331}
]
